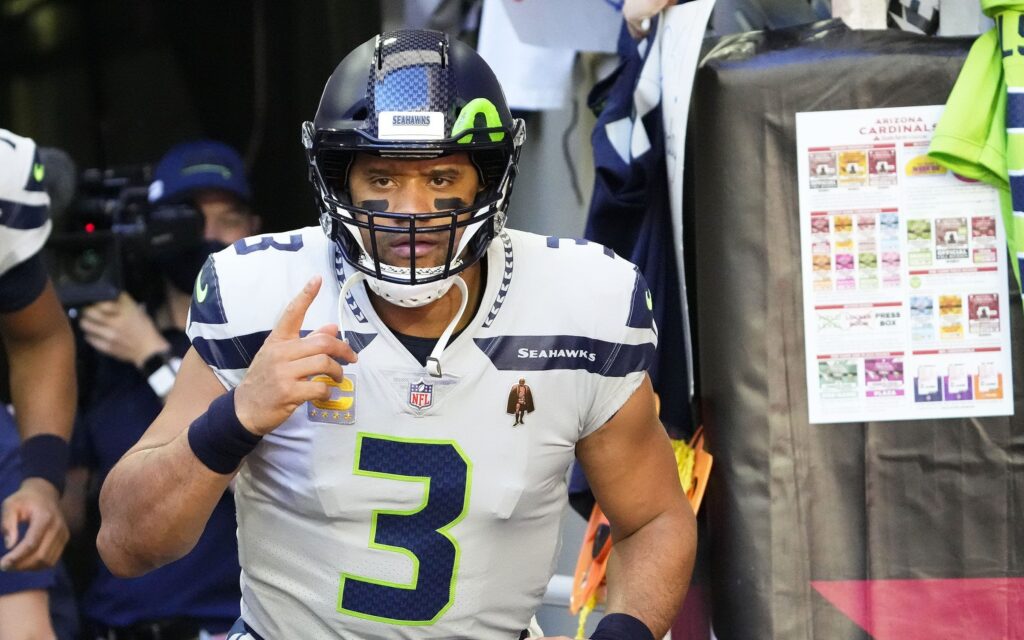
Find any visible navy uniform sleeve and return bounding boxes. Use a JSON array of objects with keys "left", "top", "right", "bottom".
[{"left": 0, "top": 253, "right": 48, "bottom": 313}]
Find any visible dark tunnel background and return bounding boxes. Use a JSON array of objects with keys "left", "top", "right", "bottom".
[{"left": 1, "top": 0, "right": 382, "bottom": 233}]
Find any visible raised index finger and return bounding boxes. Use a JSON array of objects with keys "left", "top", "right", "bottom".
[{"left": 269, "top": 276, "right": 322, "bottom": 341}]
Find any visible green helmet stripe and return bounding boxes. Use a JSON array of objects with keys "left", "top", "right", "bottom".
[{"left": 452, "top": 98, "right": 505, "bottom": 143}]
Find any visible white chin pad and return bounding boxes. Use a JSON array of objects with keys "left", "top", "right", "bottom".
[
  {"left": 354, "top": 249, "right": 463, "bottom": 308},
  {"left": 366, "top": 276, "right": 458, "bottom": 308}
]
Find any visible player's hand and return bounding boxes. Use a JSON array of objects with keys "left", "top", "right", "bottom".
[
  {"left": 623, "top": 0, "right": 675, "bottom": 38},
  {"left": 0, "top": 477, "right": 70, "bottom": 571},
  {"left": 234, "top": 276, "right": 357, "bottom": 436},
  {"left": 80, "top": 292, "right": 171, "bottom": 368}
]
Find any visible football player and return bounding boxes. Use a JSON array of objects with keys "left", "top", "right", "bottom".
[
  {"left": 0, "top": 129, "right": 76, "bottom": 640},
  {"left": 98, "top": 30, "right": 695, "bottom": 640}
]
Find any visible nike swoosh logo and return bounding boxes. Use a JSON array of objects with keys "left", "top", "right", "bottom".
[
  {"left": 195, "top": 275, "right": 209, "bottom": 303},
  {"left": 33, "top": 163, "right": 45, "bottom": 182},
  {"left": 645, "top": 290, "right": 653, "bottom": 311}
]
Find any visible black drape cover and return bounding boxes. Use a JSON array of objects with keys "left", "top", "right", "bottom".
[{"left": 691, "top": 20, "right": 1024, "bottom": 639}]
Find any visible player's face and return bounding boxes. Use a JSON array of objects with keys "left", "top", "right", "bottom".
[
  {"left": 347, "top": 152, "right": 481, "bottom": 269},
  {"left": 196, "top": 190, "right": 261, "bottom": 244}
]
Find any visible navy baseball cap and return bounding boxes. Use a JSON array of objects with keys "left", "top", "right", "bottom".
[{"left": 148, "top": 139, "right": 251, "bottom": 205}]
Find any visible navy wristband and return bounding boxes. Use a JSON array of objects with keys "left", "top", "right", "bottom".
[
  {"left": 590, "top": 613, "right": 655, "bottom": 640},
  {"left": 20, "top": 434, "right": 70, "bottom": 495},
  {"left": 187, "top": 389, "right": 262, "bottom": 474}
]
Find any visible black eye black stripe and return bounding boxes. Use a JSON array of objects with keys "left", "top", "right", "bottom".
[{"left": 434, "top": 198, "right": 465, "bottom": 210}]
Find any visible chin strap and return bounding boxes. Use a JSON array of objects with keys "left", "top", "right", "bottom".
[
  {"left": 337, "top": 271, "right": 469, "bottom": 378},
  {"left": 424, "top": 275, "right": 469, "bottom": 378}
]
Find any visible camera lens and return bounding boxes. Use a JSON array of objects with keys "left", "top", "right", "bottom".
[{"left": 67, "top": 248, "right": 106, "bottom": 283}]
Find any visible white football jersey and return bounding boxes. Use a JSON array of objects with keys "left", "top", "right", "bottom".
[
  {"left": 0, "top": 129, "right": 51, "bottom": 277},
  {"left": 187, "top": 226, "right": 657, "bottom": 639}
]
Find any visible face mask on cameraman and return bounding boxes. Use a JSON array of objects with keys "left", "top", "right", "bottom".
[{"left": 153, "top": 238, "right": 227, "bottom": 294}]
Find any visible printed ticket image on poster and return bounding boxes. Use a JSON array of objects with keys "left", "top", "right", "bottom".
[
  {"left": 915, "top": 364, "right": 942, "bottom": 402},
  {"left": 907, "top": 219, "right": 933, "bottom": 266},
  {"left": 818, "top": 360, "right": 858, "bottom": 399},
  {"left": 880, "top": 212, "right": 899, "bottom": 239},
  {"left": 857, "top": 214, "right": 877, "bottom": 236},
  {"left": 809, "top": 149, "right": 838, "bottom": 189},
  {"left": 945, "top": 362, "right": 972, "bottom": 400},
  {"left": 910, "top": 295, "right": 935, "bottom": 342},
  {"left": 865, "top": 356, "right": 904, "bottom": 397},
  {"left": 869, "top": 146, "right": 897, "bottom": 187},
  {"left": 935, "top": 217, "right": 969, "bottom": 262},
  {"left": 968, "top": 293, "right": 1000, "bottom": 336},
  {"left": 796, "top": 105, "right": 1013, "bottom": 423},
  {"left": 838, "top": 149, "right": 868, "bottom": 187},
  {"left": 971, "top": 215, "right": 997, "bottom": 264},
  {"left": 859, "top": 253, "right": 878, "bottom": 289},
  {"left": 833, "top": 214, "right": 853, "bottom": 238},
  {"left": 975, "top": 361, "right": 1003, "bottom": 398},
  {"left": 882, "top": 250, "right": 901, "bottom": 288},
  {"left": 939, "top": 294, "right": 964, "bottom": 340}
]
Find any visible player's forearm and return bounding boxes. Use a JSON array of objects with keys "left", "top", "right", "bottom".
[
  {"left": 97, "top": 429, "right": 231, "bottom": 577},
  {"left": 5, "top": 320, "right": 75, "bottom": 441},
  {"left": 605, "top": 502, "right": 697, "bottom": 637}
]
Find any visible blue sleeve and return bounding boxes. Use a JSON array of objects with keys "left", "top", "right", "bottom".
[
  {"left": 0, "top": 253, "right": 48, "bottom": 313},
  {"left": 0, "top": 409, "right": 56, "bottom": 594}
]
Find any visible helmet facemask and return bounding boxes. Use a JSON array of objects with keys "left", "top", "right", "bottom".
[{"left": 304, "top": 116, "right": 524, "bottom": 305}]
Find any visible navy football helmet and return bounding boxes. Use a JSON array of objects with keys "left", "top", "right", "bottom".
[{"left": 303, "top": 29, "right": 525, "bottom": 298}]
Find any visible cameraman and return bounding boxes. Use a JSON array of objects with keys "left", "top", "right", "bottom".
[
  {"left": 0, "top": 130, "right": 76, "bottom": 640},
  {"left": 77, "top": 140, "right": 261, "bottom": 395},
  {"left": 69, "top": 141, "right": 259, "bottom": 640}
]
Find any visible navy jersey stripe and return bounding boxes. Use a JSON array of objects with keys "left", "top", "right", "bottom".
[
  {"left": 344, "top": 331, "right": 377, "bottom": 353},
  {"left": 192, "top": 330, "right": 268, "bottom": 371},
  {"left": 0, "top": 199, "right": 48, "bottom": 230},
  {"left": 1011, "top": 174, "right": 1024, "bottom": 212},
  {"left": 474, "top": 335, "right": 654, "bottom": 376},
  {"left": 193, "top": 330, "right": 376, "bottom": 370},
  {"left": 625, "top": 268, "right": 654, "bottom": 329},
  {"left": 1009, "top": 92, "right": 1024, "bottom": 131},
  {"left": 189, "top": 257, "right": 229, "bottom": 325}
]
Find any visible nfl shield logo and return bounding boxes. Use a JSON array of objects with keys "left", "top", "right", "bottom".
[{"left": 408, "top": 380, "right": 433, "bottom": 410}]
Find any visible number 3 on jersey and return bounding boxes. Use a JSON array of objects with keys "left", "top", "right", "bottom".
[{"left": 338, "top": 434, "right": 472, "bottom": 625}]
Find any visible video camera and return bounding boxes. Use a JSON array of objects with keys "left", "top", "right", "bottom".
[{"left": 44, "top": 166, "right": 205, "bottom": 308}]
